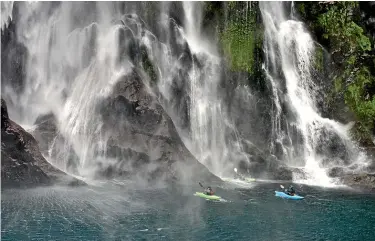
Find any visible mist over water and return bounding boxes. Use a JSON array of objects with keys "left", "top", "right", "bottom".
[{"left": 1, "top": 2, "right": 370, "bottom": 185}]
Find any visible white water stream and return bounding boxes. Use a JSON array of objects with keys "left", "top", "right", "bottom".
[{"left": 260, "top": 2, "right": 368, "bottom": 186}]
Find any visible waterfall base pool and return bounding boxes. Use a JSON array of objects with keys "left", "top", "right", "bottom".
[{"left": 2, "top": 182, "right": 375, "bottom": 241}]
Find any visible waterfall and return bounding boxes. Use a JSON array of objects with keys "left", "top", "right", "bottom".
[
  {"left": 260, "top": 2, "right": 368, "bottom": 186},
  {"left": 1, "top": 2, "right": 243, "bottom": 179},
  {"left": 2, "top": 2, "right": 369, "bottom": 185},
  {"left": 144, "top": 2, "right": 244, "bottom": 176},
  {"left": 182, "top": 2, "right": 229, "bottom": 176},
  {"left": 4, "top": 2, "right": 140, "bottom": 174}
]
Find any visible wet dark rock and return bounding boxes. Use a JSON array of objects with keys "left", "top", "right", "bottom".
[
  {"left": 328, "top": 167, "right": 345, "bottom": 178},
  {"left": 32, "top": 113, "right": 58, "bottom": 152},
  {"left": 1, "top": 20, "right": 28, "bottom": 95},
  {"left": 95, "top": 70, "right": 220, "bottom": 184},
  {"left": 359, "top": 2, "right": 375, "bottom": 40},
  {"left": 228, "top": 86, "right": 273, "bottom": 150},
  {"left": 235, "top": 140, "right": 293, "bottom": 180},
  {"left": 315, "top": 128, "right": 350, "bottom": 163},
  {"left": 237, "top": 157, "right": 293, "bottom": 181},
  {"left": 32, "top": 113, "right": 80, "bottom": 174},
  {"left": 1, "top": 99, "right": 86, "bottom": 189}
]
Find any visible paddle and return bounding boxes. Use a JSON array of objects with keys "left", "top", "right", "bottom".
[
  {"left": 280, "top": 185, "right": 287, "bottom": 193},
  {"left": 199, "top": 182, "right": 205, "bottom": 189}
]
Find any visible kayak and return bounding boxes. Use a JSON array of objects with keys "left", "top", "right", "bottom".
[
  {"left": 244, "top": 177, "right": 256, "bottom": 182},
  {"left": 194, "top": 192, "right": 221, "bottom": 200},
  {"left": 275, "top": 191, "right": 304, "bottom": 200}
]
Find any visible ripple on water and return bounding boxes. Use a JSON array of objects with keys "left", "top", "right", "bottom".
[{"left": 1, "top": 184, "right": 375, "bottom": 241}]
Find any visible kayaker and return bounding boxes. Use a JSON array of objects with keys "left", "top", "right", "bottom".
[
  {"left": 285, "top": 185, "right": 295, "bottom": 196},
  {"left": 205, "top": 186, "right": 214, "bottom": 195}
]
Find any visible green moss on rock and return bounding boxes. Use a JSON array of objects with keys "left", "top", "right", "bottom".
[
  {"left": 140, "top": 46, "right": 158, "bottom": 84},
  {"left": 219, "top": 2, "right": 262, "bottom": 74},
  {"left": 314, "top": 46, "right": 324, "bottom": 71},
  {"left": 221, "top": 21, "right": 256, "bottom": 73}
]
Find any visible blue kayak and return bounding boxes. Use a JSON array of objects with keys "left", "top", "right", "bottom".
[{"left": 275, "top": 191, "right": 304, "bottom": 200}]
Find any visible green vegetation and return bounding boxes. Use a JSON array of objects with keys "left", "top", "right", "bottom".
[
  {"left": 317, "top": 2, "right": 371, "bottom": 54},
  {"left": 313, "top": 46, "right": 324, "bottom": 71},
  {"left": 221, "top": 20, "right": 256, "bottom": 73},
  {"left": 345, "top": 67, "right": 375, "bottom": 144},
  {"left": 221, "top": 2, "right": 261, "bottom": 73},
  {"left": 204, "top": 2, "right": 262, "bottom": 74},
  {"left": 140, "top": 45, "right": 158, "bottom": 84}
]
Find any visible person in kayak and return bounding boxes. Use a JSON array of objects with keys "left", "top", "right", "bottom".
[
  {"left": 205, "top": 186, "right": 214, "bottom": 195},
  {"left": 285, "top": 185, "right": 295, "bottom": 196}
]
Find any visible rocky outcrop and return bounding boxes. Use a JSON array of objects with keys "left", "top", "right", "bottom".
[
  {"left": 28, "top": 70, "right": 221, "bottom": 185},
  {"left": 235, "top": 140, "right": 294, "bottom": 181},
  {"left": 32, "top": 113, "right": 80, "bottom": 174},
  {"left": 93, "top": 70, "right": 221, "bottom": 184},
  {"left": 1, "top": 99, "right": 85, "bottom": 188}
]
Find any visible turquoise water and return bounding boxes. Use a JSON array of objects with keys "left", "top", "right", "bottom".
[{"left": 2, "top": 182, "right": 375, "bottom": 241}]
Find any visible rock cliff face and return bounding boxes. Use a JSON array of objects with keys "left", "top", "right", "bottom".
[
  {"left": 1, "top": 2, "right": 220, "bottom": 187},
  {"left": 1, "top": 99, "right": 85, "bottom": 188},
  {"left": 1, "top": 2, "right": 374, "bottom": 190},
  {"left": 29, "top": 70, "right": 221, "bottom": 184}
]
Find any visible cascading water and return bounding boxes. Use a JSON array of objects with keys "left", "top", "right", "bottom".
[
  {"left": 260, "top": 2, "right": 368, "bottom": 186},
  {"left": 141, "top": 2, "right": 245, "bottom": 176},
  {"left": 2, "top": 2, "right": 242, "bottom": 180},
  {"left": 2, "top": 1, "right": 369, "bottom": 185},
  {"left": 182, "top": 2, "right": 233, "bottom": 176},
  {"left": 5, "top": 2, "right": 141, "bottom": 175}
]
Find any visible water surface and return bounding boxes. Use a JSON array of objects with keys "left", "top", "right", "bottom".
[{"left": 2, "top": 182, "right": 375, "bottom": 240}]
